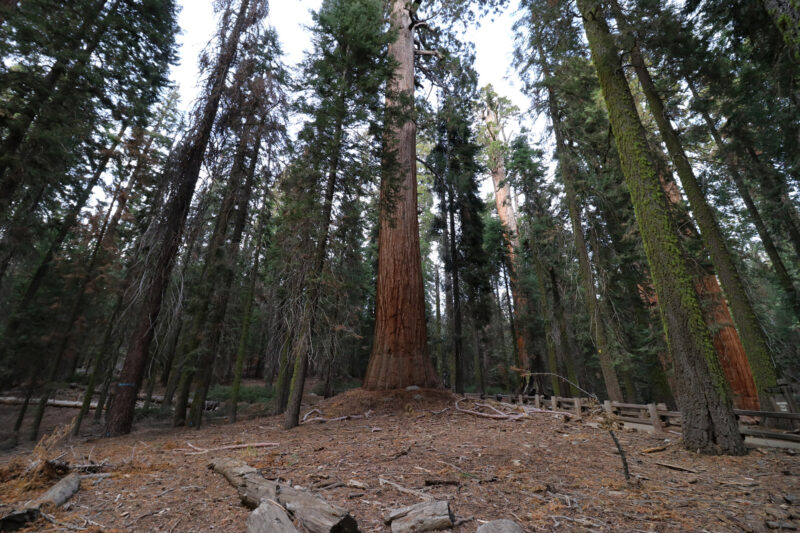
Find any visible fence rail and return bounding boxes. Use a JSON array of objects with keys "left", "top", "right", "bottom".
[{"left": 464, "top": 392, "right": 800, "bottom": 447}]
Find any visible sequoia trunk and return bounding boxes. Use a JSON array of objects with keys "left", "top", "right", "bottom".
[{"left": 363, "top": 0, "right": 439, "bottom": 390}]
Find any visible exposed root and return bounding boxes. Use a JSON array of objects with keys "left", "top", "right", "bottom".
[{"left": 454, "top": 398, "right": 574, "bottom": 421}]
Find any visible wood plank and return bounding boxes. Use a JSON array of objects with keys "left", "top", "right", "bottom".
[
  {"left": 739, "top": 428, "right": 800, "bottom": 443},
  {"left": 734, "top": 410, "right": 800, "bottom": 420}
]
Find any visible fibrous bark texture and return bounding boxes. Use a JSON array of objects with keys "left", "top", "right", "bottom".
[
  {"left": 104, "top": 0, "right": 251, "bottom": 437},
  {"left": 363, "top": 0, "right": 440, "bottom": 390}
]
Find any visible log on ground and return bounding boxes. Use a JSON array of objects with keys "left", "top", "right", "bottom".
[
  {"left": 385, "top": 500, "right": 454, "bottom": 533},
  {"left": 212, "top": 458, "right": 358, "bottom": 533},
  {"left": 0, "top": 473, "right": 81, "bottom": 531},
  {"left": 246, "top": 500, "right": 298, "bottom": 533}
]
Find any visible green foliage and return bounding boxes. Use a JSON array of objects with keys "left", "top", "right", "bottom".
[
  {"left": 209, "top": 384, "right": 274, "bottom": 405},
  {"left": 310, "top": 377, "right": 361, "bottom": 396}
]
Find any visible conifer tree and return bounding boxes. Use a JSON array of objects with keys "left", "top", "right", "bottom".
[
  {"left": 576, "top": 0, "right": 745, "bottom": 454},
  {"left": 105, "top": 0, "right": 263, "bottom": 437},
  {"left": 282, "top": 0, "right": 395, "bottom": 427}
]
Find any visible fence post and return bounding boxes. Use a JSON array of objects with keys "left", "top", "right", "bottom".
[
  {"left": 534, "top": 395, "right": 541, "bottom": 409},
  {"left": 648, "top": 403, "right": 664, "bottom": 434},
  {"left": 603, "top": 400, "right": 613, "bottom": 414},
  {"left": 552, "top": 396, "right": 559, "bottom": 411}
]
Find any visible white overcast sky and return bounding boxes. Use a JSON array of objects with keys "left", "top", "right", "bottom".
[{"left": 172, "top": 0, "right": 530, "bottom": 119}]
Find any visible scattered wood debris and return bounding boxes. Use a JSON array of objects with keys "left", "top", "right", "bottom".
[
  {"left": 0, "top": 473, "right": 80, "bottom": 530},
  {"left": 175, "top": 441, "right": 278, "bottom": 455}
]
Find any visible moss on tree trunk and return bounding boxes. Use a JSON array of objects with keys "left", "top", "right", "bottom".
[
  {"left": 577, "top": 0, "right": 745, "bottom": 455},
  {"left": 611, "top": 1, "right": 777, "bottom": 410}
]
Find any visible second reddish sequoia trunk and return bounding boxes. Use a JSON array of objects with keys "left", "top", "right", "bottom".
[
  {"left": 657, "top": 156, "right": 759, "bottom": 409},
  {"left": 639, "top": 273, "right": 760, "bottom": 410},
  {"left": 696, "top": 276, "right": 760, "bottom": 410},
  {"left": 363, "top": 0, "right": 439, "bottom": 390},
  {"left": 489, "top": 160, "right": 530, "bottom": 371}
]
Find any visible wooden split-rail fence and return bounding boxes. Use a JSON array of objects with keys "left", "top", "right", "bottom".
[{"left": 465, "top": 393, "right": 800, "bottom": 447}]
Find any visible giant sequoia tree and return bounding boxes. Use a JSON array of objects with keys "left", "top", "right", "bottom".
[
  {"left": 1, "top": 0, "right": 796, "bottom": 457},
  {"left": 362, "top": 0, "right": 440, "bottom": 390}
]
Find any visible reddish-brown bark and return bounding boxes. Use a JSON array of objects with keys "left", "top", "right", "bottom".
[
  {"left": 363, "top": 0, "right": 439, "bottom": 390},
  {"left": 695, "top": 276, "right": 760, "bottom": 410}
]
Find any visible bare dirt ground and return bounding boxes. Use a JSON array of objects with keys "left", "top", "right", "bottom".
[{"left": 1, "top": 387, "right": 798, "bottom": 532}]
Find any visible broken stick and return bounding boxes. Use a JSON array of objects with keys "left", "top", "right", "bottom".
[
  {"left": 378, "top": 477, "right": 431, "bottom": 501},
  {"left": 178, "top": 441, "right": 278, "bottom": 455}
]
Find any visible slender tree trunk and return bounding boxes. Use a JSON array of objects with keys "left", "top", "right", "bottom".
[
  {"left": 285, "top": 114, "right": 344, "bottom": 429},
  {"left": 273, "top": 330, "right": 293, "bottom": 413},
  {"left": 540, "top": 66, "right": 623, "bottom": 400},
  {"left": 500, "top": 263, "right": 523, "bottom": 389},
  {"left": 434, "top": 268, "right": 444, "bottom": 378},
  {"left": 447, "top": 186, "right": 465, "bottom": 393},
  {"left": 230, "top": 182, "right": 270, "bottom": 423},
  {"left": 549, "top": 268, "right": 580, "bottom": 396},
  {"left": 230, "top": 248, "right": 260, "bottom": 423},
  {"left": 530, "top": 257, "right": 559, "bottom": 396},
  {"left": 492, "top": 279, "right": 513, "bottom": 391},
  {"left": 363, "top": 0, "right": 439, "bottom": 390},
  {"left": 688, "top": 81, "right": 800, "bottom": 320},
  {"left": 104, "top": 0, "right": 252, "bottom": 437},
  {"left": 470, "top": 314, "right": 486, "bottom": 395},
  {"left": 189, "top": 131, "right": 262, "bottom": 429},
  {"left": 611, "top": 2, "right": 776, "bottom": 409},
  {"left": 72, "top": 280, "right": 126, "bottom": 435},
  {"left": 442, "top": 233, "right": 456, "bottom": 390},
  {"left": 577, "top": 0, "right": 745, "bottom": 454}
]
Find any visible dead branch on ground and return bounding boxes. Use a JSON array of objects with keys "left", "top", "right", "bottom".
[{"left": 175, "top": 441, "right": 278, "bottom": 455}]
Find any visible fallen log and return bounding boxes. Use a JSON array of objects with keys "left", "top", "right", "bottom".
[
  {"left": 211, "top": 458, "right": 278, "bottom": 506},
  {"left": 212, "top": 458, "right": 358, "bottom": 533},
  {"left": 0, "top": 396, "right": 94, "bottom": 409},
  {"left": 385, "top": 500, "right": 453, "bottom": 533},
  {"left": 247, "top": 500, "right": 298, "bottom": 533},
  {"left": 277, "top": 484, "right": 359, "bottom": 533},
  {"left": 0, "top": 473, "right": 81, "bottom": 531}
]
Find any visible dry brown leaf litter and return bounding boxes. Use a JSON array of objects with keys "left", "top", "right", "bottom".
[{"left": 0, "top": 388, "right": 797, "bottom": 532}]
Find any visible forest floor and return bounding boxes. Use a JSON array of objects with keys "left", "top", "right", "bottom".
[{"left": 0, "top": 385, "right": 798, "bottom": 532}]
